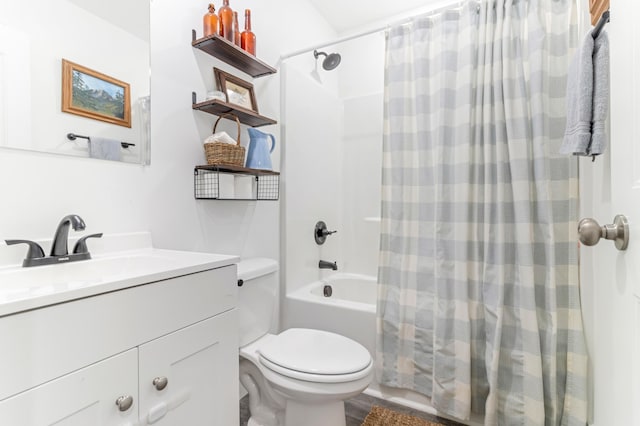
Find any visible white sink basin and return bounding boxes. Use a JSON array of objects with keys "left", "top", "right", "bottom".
[{"left": 0, "top": 248, "right": 239, "bottom": 317}]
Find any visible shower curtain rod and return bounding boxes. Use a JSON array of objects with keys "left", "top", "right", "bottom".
[
  {"left": 280, "top": 0, "right": 577, "bottom": 61},
  {"left": 280, "top": 0, "right": 467, "bottom": 60}
]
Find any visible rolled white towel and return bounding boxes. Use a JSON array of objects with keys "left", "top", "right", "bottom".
[{"left": 204, "top": 131, "right": 237, "bottom": 145}]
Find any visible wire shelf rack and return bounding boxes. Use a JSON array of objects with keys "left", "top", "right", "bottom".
[{"left": 194, "top": 165, "right": 279, "bottom": 201}]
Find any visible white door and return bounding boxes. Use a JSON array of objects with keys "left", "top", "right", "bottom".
[
  {"left": 137, "top": 309, "right": 239, "bottom": 425},
  {"left": 581, "top": 0, "right": 640, "bottom": 424},
  {"left": 0, "top": 349, "right": 138, "bottom": 426}
]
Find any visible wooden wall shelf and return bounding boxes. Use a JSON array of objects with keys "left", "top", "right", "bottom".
[
  {"left": 192, "top": 31, "right": 276, "bottom": 78},
  {"left": 195, "top": 164, "right": 279, "bottom": 176},
  {"left": 192, "top": 93, "right": 277, "bottom": 127}
]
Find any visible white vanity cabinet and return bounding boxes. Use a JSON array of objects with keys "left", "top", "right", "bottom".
[{"left": 0, "top": 263, "right": 239, "bottom": 425}]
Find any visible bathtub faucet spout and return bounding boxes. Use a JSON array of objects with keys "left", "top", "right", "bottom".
[{"left": 319, "top": 260, "right": 338, "bottom": 270}]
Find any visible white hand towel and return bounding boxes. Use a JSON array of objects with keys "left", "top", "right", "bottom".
[{"left": 89, "top": 137, "right": 122, "bottom": 161}]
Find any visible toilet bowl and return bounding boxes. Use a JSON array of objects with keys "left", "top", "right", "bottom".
[{"left": 237, "top": 259, "right": 373, "bottom": 426}]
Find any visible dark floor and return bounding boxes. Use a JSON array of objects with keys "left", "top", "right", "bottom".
[{"left": 240, "top": 392, "right": 466, "bottom": 426}]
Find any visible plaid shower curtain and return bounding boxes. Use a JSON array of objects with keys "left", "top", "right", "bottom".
[{"left": 376, "top": 1, "right": 588, "bottom": 424}]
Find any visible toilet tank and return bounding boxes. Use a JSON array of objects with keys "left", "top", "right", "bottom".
[{"left": 237, "top": 258, "right": 279, "bottom": 347}]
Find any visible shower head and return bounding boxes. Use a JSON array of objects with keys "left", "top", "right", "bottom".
[{"left": 313, "top": 50, "right": 341, "bottom": 71}]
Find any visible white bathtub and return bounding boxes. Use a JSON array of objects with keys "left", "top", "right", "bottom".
[{"left": 284, "top": 273, "right": 377, "bottom": 357}]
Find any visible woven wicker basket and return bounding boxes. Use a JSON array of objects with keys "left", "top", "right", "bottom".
[{"left": 204, "top": 113, "right": 245, "bottom": 166}]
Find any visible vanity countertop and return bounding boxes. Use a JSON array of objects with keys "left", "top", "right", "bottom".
[{"left": 0, "top": 247, "right": 239, "bottom": 317}]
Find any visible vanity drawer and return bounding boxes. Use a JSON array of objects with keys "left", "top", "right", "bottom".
[{"left": 0, "top": 264, "right": 237, "bottom": 401}]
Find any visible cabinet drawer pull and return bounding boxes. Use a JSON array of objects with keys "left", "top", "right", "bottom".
[
  {"left": 153, "top": 376, "right": 169, "bottom": 391},
  {"left": 115, "top": 395, "right": 134, "bottom": 412}
]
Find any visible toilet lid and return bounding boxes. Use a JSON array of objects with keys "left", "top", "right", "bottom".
[{"left": 257, "top": 328, "right": 371, "bottom": 376}]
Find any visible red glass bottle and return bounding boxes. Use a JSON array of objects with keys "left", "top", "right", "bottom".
[
  {"left": 241, "top": 9, "right": 256, "bottom": 55},
  {"left": 203, "top": 3, "right": 218, "bottom": 37},
  {"left": 218, "top": 0, "right": 234, "bottom": 42},
  {"left": 233, "top": 11, "right": 241, "bottom": 46}
]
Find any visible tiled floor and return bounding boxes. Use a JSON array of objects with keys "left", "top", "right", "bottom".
[{"left": 240, "top": 392, "right": 465, "bottom": 426}]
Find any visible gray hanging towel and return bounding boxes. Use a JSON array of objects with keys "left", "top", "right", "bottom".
[
  {"left": 560, "top": 29, "right": 610, "bottom": 157},
  {"left": 588, "top": 30, "right": 610, "bottom": 156}
]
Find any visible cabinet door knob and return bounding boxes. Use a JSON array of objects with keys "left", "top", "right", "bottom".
[
  {"left": 153, "top": 376, "right": 169, "bottom": 391},
  {"left": 115, "top": 395, "right": 134, "bottom": 412}
]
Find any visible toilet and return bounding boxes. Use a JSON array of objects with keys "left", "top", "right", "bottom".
[{"left": 237, "top": 258, "right": 373, "bottom": 426}]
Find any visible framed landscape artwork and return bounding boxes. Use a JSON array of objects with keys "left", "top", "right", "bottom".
[{"left": 61, "top": 59, "right": 131, "bottom": 128}]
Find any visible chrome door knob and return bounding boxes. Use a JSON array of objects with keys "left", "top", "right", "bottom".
[{"left": 578, "top": 215, "right": 629, "bottom": 251}]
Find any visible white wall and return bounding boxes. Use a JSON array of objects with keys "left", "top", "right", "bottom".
[{"left": 0, "top": 0, "right": 336, "bottom": 272}]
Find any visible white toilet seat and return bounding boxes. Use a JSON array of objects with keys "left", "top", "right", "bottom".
[
  {"left": 259, "top": 355, "right": 372, "bottom": 383},
  {"left": 257, "top": 328, "right": 372, "bottom": 383}
]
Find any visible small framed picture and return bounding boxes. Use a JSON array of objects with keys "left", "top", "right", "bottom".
[
  {"left": 61, "top": 59, "right": 131, "bottom": 128},
  {"left": 214, "top": 67, "right": 258, "bottom": 112}
]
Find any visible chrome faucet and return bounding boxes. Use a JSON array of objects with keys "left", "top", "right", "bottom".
[
  {"left": 51, "top": 214, "right": 86, "bottom": 256},
  {"left": 318, "top": 260, "right": 338, "bottom": 270},
  {"left": 5, "top": 214, "right": 102, "bottom": 267}
]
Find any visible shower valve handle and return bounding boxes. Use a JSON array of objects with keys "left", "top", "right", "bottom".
[
  {"left": 315, "top": 221, "right": 337, "bottom": 245},
  {"left": 578, "top": 215, "right": 629, "bottom": 251}
]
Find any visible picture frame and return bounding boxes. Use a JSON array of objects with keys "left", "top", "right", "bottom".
[
  {"left": 62, "top": 59, "right": 131, "bottom": 128},
  {"left": 214, "top": 67, "right": 258, "bottom": 113}
]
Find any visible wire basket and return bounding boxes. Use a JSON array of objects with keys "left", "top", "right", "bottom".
[
  {"left": 203, "top": 113, "right": 245, "bottom": 166},
  {"left": 194, "top": 166, "right": 280, "bottom": 201}
]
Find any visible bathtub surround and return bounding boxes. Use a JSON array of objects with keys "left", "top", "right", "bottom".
[
  {"left": 377, "top": 0, "right": 586, "bottom": 424},
  {"left": 282, "top": 31, "right": 384, "bottom": 297}
]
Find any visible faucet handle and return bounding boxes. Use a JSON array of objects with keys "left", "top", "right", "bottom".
[
  {"left": 314, "top": 221, "right": 337, "bottom": 245},
  {"left": 73, "top": 233, "right": 103, "bottom": 254},
  {"left": 5, "top": 239, "right": 46, "bottom": 260}
]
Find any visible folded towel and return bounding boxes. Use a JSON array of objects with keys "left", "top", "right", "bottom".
[
  {"left": 588, "top": 30, "right": 610, "bottom": 156},
  {"left": 204, "top": 131, "right": 237, "bottom": 145},
  {"left": 89, "top": 137, "right": 122, "bottom": 161},
  {"left": 560, "top": 29, "right": 610, "bottom": 158}
]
